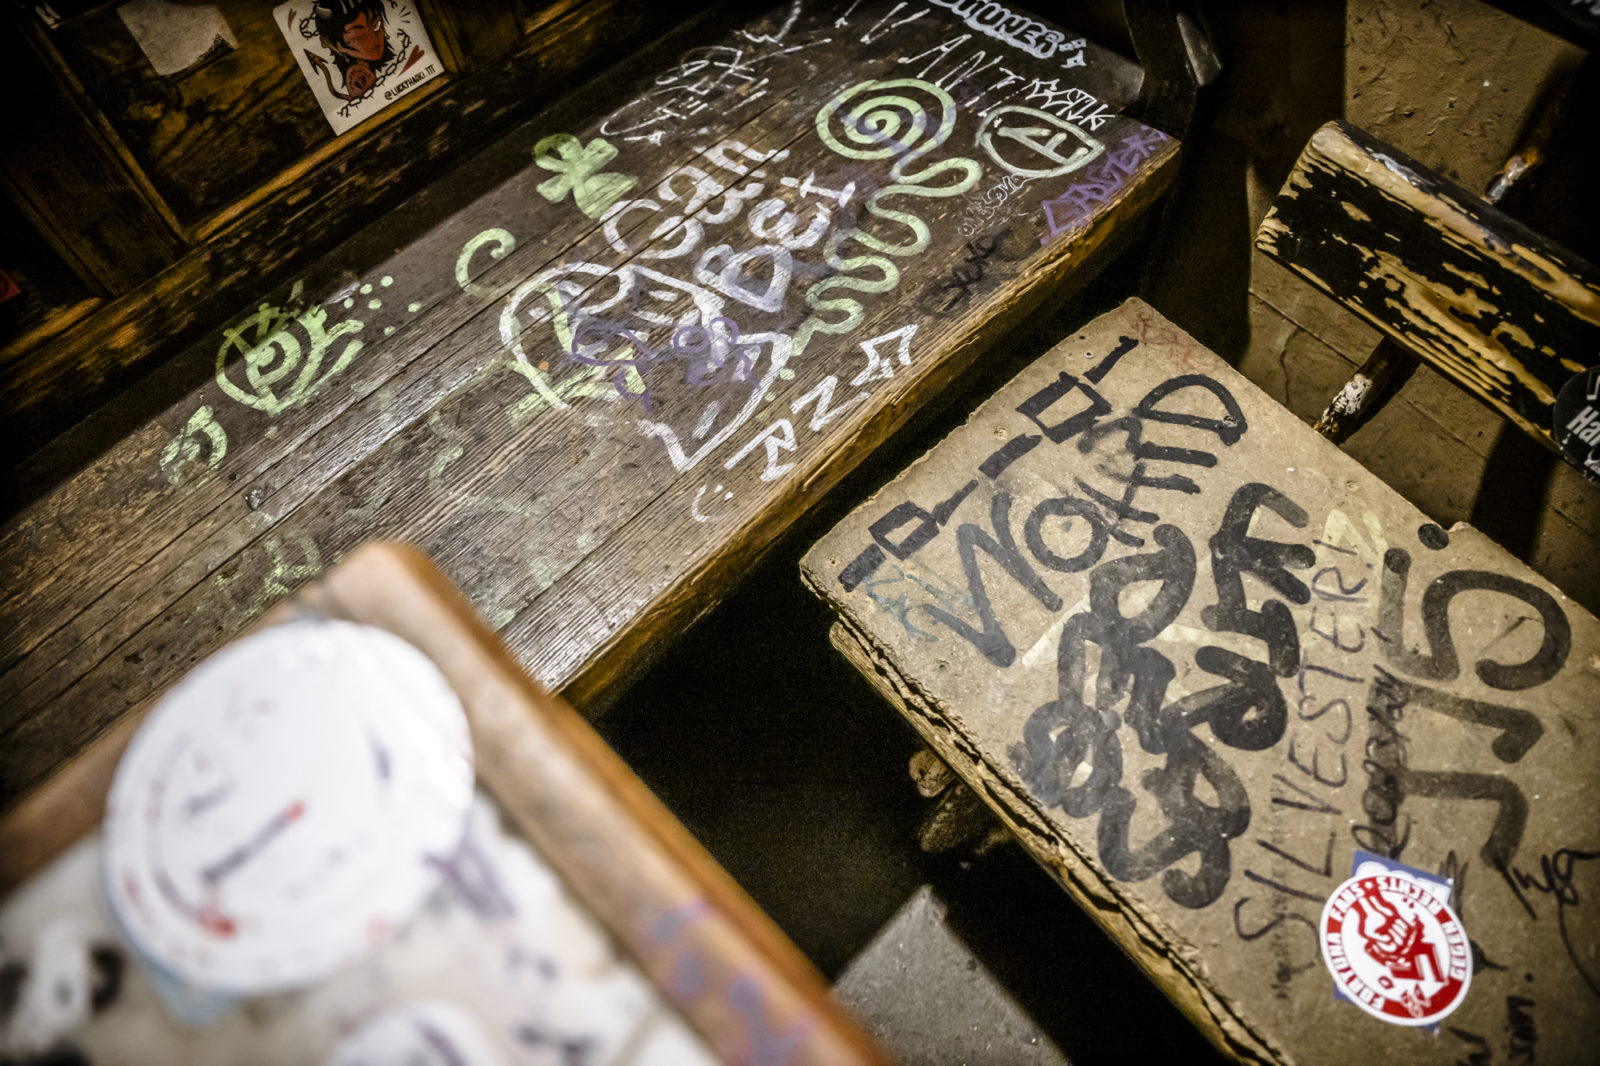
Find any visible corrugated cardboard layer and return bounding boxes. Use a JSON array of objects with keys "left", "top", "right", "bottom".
[{"left": 803, "top": 297, "right": 1600, "bottom": 1066}]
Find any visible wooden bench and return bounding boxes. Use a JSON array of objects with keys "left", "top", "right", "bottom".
[
  {"left": 1255, "top": 119, "right": 1600, "bottom": 475},
  {"left": 1, "top": 1, "right": 687, "bottom": 454},
  {"left": 801, "top": 297, "right": 1600, "bottom": 1064},
  {"left": 0, "top": 1, "right": 1183, "bottom": 808},
  {"left": 0, "top": 542, "right": 887, "bottom": 1065}
]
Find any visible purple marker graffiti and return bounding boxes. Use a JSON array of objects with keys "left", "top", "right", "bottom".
[
  {"left": 563, "top": 292, "right": 763, "bottom": 414},
  {"left": 727, "top": 975, "right": 815, "bottom": 1066},
  {"left": 426, "top": 832, "right": 516, "bottom": 921},
  {"left": 645, "top": 898, "right": 820, "bottom": 1065},
  {"left": 648, "top": 898, "right": 713, "bottom": 945},
  {"left": 1039, "top": 127, "right": 1171, "bottom": 245}
]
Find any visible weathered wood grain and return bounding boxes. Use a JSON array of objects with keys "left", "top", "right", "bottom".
[
  {"left": 802, "top": 297, "right": 1600, "bottom": 1065},
  {"left": 422, "top": 0, "right": 527, "bottom": 72},
  {"left": 0, "top": 91, "right": 807, "bottom": 724},
  {"left": 1256, "top": 119, "right": 1600, "bottom": 452},
  {"left": 0, "top": 0, "right": 694, "bottom": 454},
  {"left": 0, "top": 0, "right": 1174, "bottom": 807},
  {"left": 0, "top": 542, "right": 891, "bottom": 1066},
  {"left": 52, "top": 0, "right": 338, "bottom": 224},
  {"left": 0, "top": 21, "right": 182, "bottom": 296},
  {"left": 0, "top": 31, "right": 823, "bottom": 702}
]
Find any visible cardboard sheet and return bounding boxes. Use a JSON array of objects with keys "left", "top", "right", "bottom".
[{"left": 804, "top": 297, "right": 1600, "bottom": 1065}]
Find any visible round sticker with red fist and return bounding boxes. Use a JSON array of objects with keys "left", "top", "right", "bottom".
[{"left": 1320, "top": 861, "right": 1472, "bottom": 1026}]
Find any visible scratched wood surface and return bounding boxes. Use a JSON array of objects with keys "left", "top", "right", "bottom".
[
  {"left": 802, "top": 298, "right": 1600, "bottom": 1065},
  {"left": 0, "top": 542, "right": 889, "bottom": 1066},
  {"left": 0, "top": 0, "right": 682, "bottom": 458},
  {"left": 1257, "top": 120, "right": 1600, "bottom": 454},
  {"left": 52, "top": 1, "right": 344, "bottom": 224},
  {"left": 0, "top": 0, "right": 1178, "bottom": 806}
]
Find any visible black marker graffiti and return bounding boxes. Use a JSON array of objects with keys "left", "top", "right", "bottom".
[
  {"left": 1506, "top": 994, "right": 1537, "bottom": 1061},
  {"left": 913, "top": 489, "right": 1063, "bottom": 668},
  {"left": 1010, "top": 481, "right": 1310, "bottom": 910},
  {"left": 1363, "top": 541, "right": 1572, "bottom": 921},
  {"left": 1352, "top": 688, "right": 1412, "bottom": 860},
  {"left": 916, "top": 227, "right": 1029, "bottom": 313},
  {"left": 837, "top": 344, "right": 1248, "bottom": 592},
  {"left": 1503, "top": 846, "right": 1600, "bottom": 999},
  {"left": 1374, "top": 550, "right": 1572, "bottom": 691}
]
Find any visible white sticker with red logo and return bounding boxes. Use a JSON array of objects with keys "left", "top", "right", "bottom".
[
  {"left": 275, "top": 1, "right": 442, "bottom": 135},
  {"left": 1320, "top": 851, "right": 1472, "bottom": 1026}
]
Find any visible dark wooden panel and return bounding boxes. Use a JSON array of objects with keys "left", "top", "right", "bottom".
[
  {"left": 0, "top": 21, "right": 182, "bottom": 296},
  {"left": 0, "top": 193, "right": 99, "bottom": 350},
  {"left": 0, "top": 0, "right": 1173, "bottom": 809},
  {"left": 1256, "top": 119, "right": 1600, "bottom": 451},
  {"left": 53, "top": 0, "right": 345, "bottom": 224},
  {"left": 423, "top": 0, "right": 526, "bottom": 72},
  {"left": 0, "top": 0, "right": 690, "bottom": 458}
]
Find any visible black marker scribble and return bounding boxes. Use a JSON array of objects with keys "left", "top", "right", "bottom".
[
  {"left": 918, "top": 227, "right": 1029, "bottom": 313},
  {"left": 1352, "top": 688, "right": 1412, "bottom": 860},
  {"left": 1011, "top": 482, "right": 1311, "bottom": 909},
  {"left": 1375, "top": 550, "right": 1571, "bottom": 691},
  {"left": 1502, "top": 847, "right": 1600, "bottom": 1000},
  {"left": 838, "top": 368, "right": 1238, "bottom": 590},
  {"left": 1359, "top": 546, "right": 1569, "bottom": 919},
  {"left": 915, "top": 490, "right": 1063, "bottom": 667}
]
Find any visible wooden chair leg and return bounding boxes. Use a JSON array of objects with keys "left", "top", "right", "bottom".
[
  {"left": 914, "top": 778, "right": 1011, "bottom": 857},
  {"left": 909, "top": 746, "right": 957, "bottom": 799},
  {"left": 1312, "top": 339, "right": 1417, "bottom": 444},
  {"left": 906, "top": 746, "right": 1009, "bottom": 856}
]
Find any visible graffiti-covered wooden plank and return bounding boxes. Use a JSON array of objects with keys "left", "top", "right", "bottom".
[
  {"left": 0, "top": 0, "right": 1176, "bottom": 803},
  {"left": 0, "top": 543, "right": 891, "bottom": 1066},
  {"left": 0, "top": 2, "right": 855, "bottom": 687},
  {"left": 0, "top": 87, "right": 824, "bottom": 726},
  {"left": 0, "top": 0, "right": 686, "bottom": 455},
  {"left": 802, "top": 298, "right": 1600, "bottom": 1065},
  {"left": 1257, "top": 119, "right": 1600, "bottom": 451}
]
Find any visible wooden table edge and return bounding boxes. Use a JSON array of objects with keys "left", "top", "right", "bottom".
[{"left": 2, "top": 541, "right": 890, "bottom": 1066}]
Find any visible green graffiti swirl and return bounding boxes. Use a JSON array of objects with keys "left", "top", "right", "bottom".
[
  {"left": 795, "top": 79, "right": 982, "bottom": 357},
  {"left": 455, "top": 227, "right": 517, "bottom": 298}
]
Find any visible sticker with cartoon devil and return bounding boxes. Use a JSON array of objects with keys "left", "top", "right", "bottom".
[{"left": 275, "top": 1, "right": 442, "bottom": 134}]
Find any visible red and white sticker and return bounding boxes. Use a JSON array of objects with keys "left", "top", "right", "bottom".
[{"left": 1321, "top": 860, "right": 1472, "bottom": 1026}]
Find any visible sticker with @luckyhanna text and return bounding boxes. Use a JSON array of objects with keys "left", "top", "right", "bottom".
[
  {"left": 275, "top": 1, "right": 442, "bottom": 135},
  {"left": 1320, "top": 851, "right": 1471, "bottom": 1026}
]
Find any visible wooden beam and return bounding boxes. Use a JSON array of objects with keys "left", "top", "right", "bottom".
[{"left": 1256, "top": 119, "right": 1600, "bottom": 451}]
